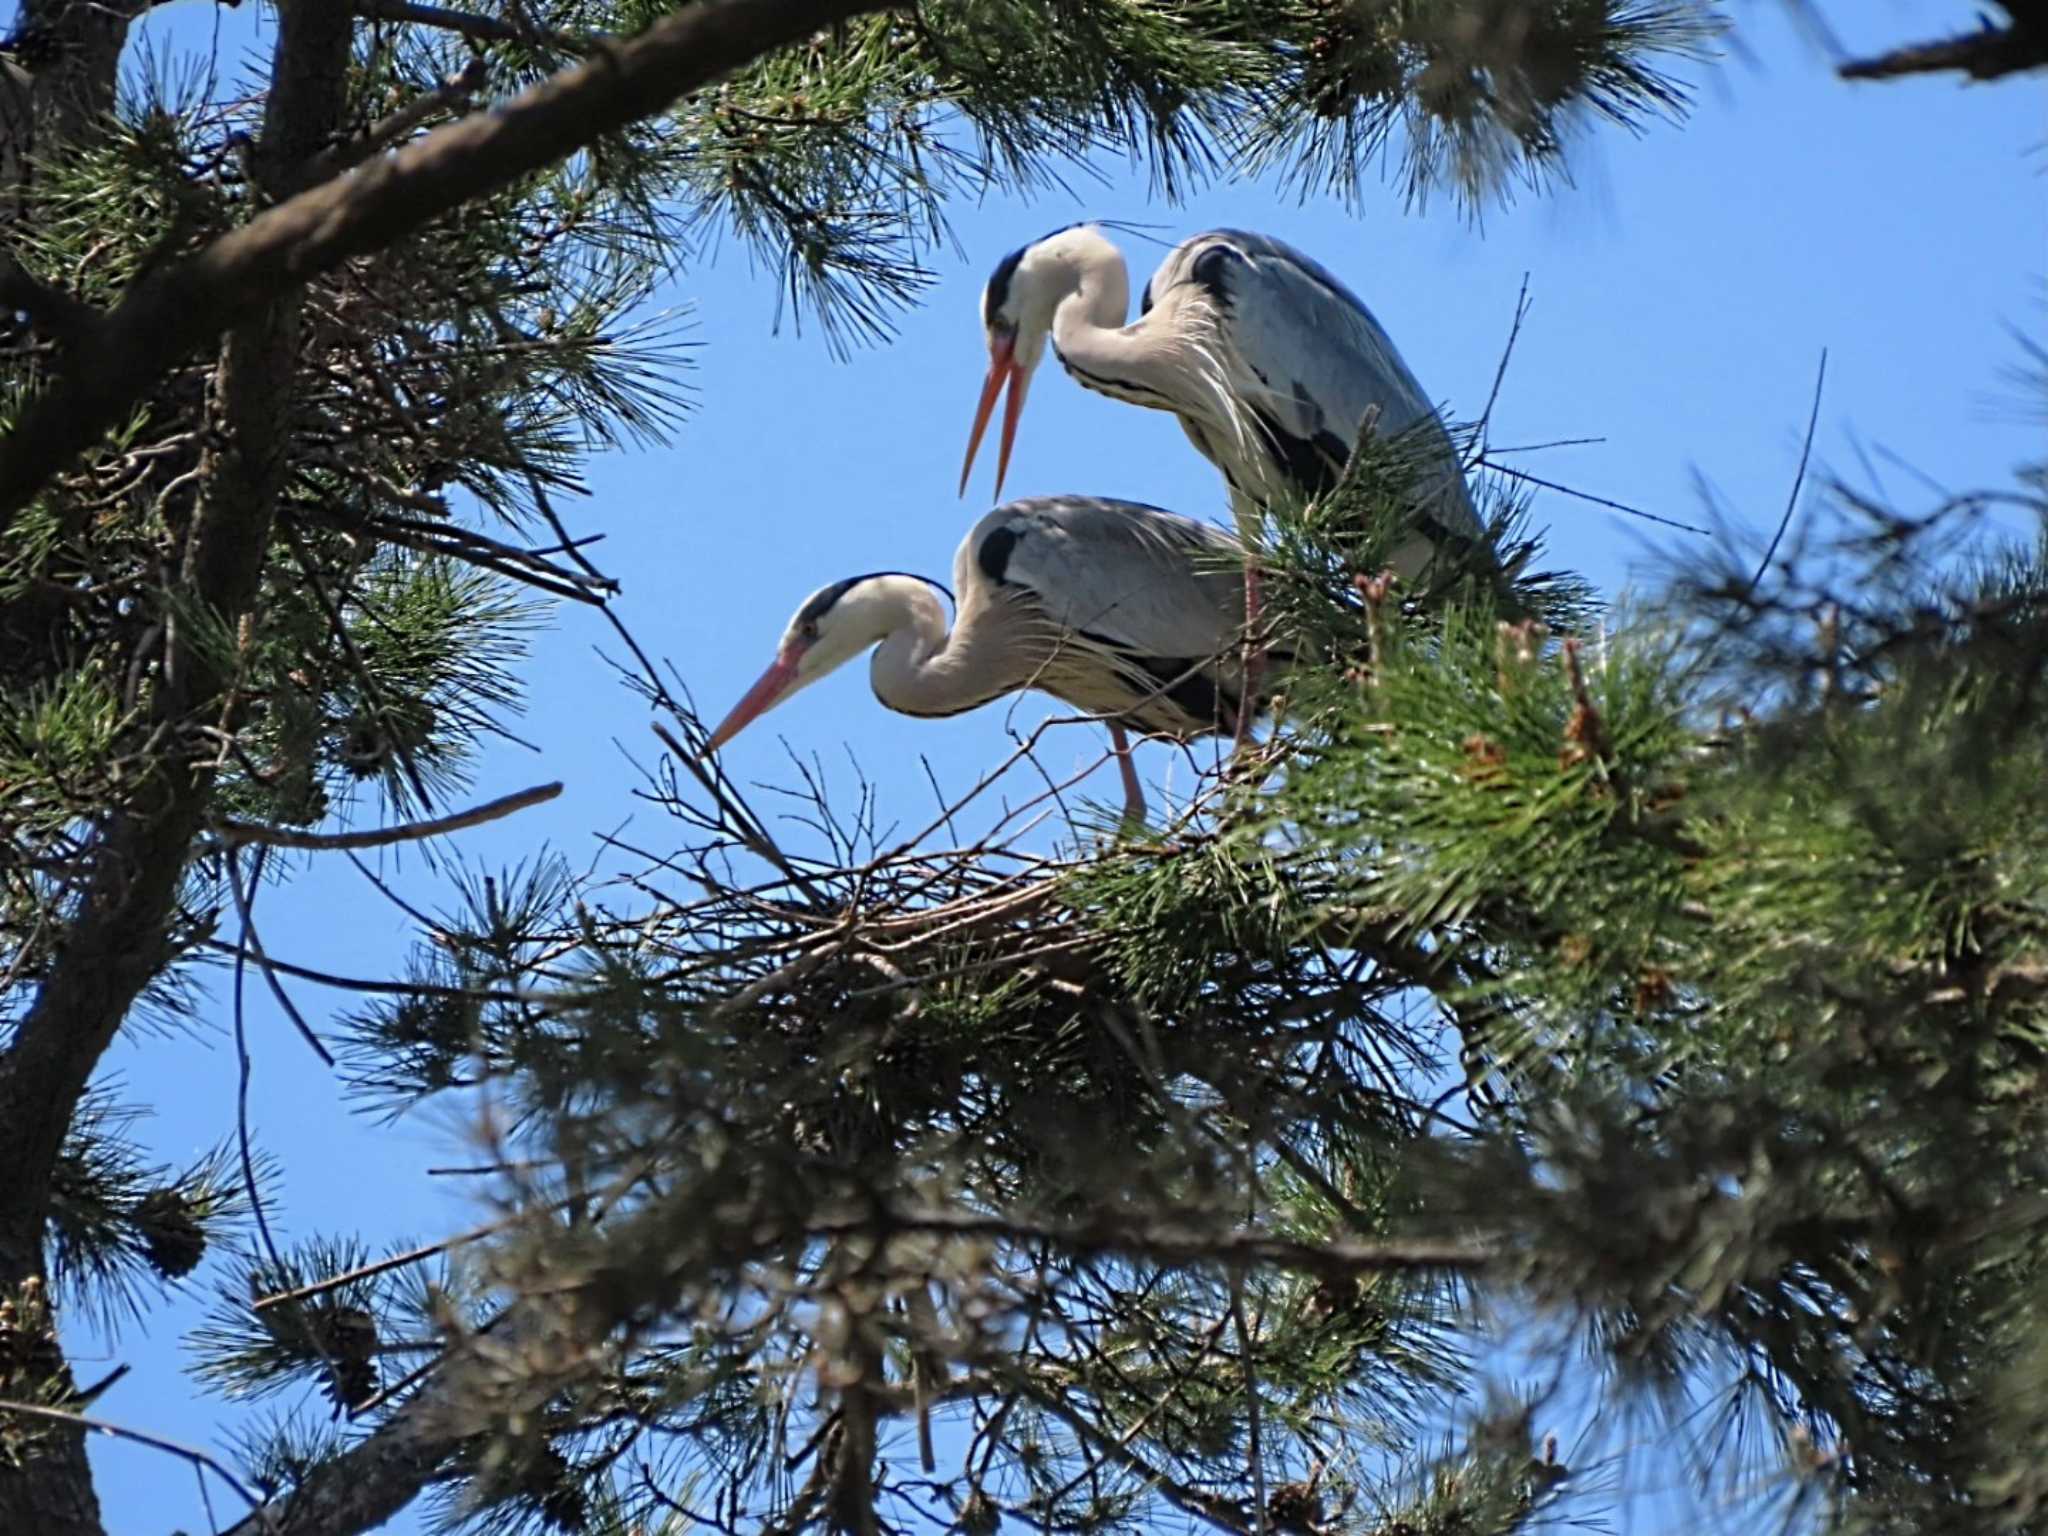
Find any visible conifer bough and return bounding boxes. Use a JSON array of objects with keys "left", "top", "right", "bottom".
[{"left": 0, "top": 0, "right": 890, "bottom": 526}]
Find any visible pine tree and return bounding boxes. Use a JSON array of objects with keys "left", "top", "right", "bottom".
[{"left": 0, "top": 4, "right": 2035, "bottom": 1536}]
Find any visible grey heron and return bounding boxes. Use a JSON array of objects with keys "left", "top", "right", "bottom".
[
  {"left": 704, "top": 495, "right": 1275, "bottom": 823},
  {"left": 957, "top": 224, "right": 1483, "bottom": 736}
]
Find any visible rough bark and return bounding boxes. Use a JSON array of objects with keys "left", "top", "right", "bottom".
[
  {"left": 0, "top": 4, "right": 351, "bottom": 1533},
  {"left": 0, "top": 5, "right": 145, "bottom": 1531},
  {"left": 0, "top": 0, "right": 893, "bottom": 525}
]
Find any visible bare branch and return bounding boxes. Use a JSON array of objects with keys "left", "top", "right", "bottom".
[
  {"left": 290, "top": 57, "right": 492, "bottom": 193},
  {"left": 356, "top": 0, "right": 594, "bottom": 53},
  {"left": 1839, "top": 4, "right": 2048, "bottom": 81},
  {"left": 212, "top": 781, "right": 563, "bottom": 851},
  {"left": 828, "top": 1206, "right": 1494, "bottom": 1282},
  {"left": 0, "top": 1401, "right": 275, "bottom": 1531},
  {"left": 225, "top": 848, "right": 338, "bottom": 1070},
  {"left": 1750, "top": 349, "right": 1828, "bottom": 593}
]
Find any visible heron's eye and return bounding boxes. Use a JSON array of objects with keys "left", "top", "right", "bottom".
[{"left": 800, "top": 622, "right": 819, "bottom": 642}]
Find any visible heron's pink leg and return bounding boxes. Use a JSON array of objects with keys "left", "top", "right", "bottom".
[
  {"left": 1110, "top": 723, "right": 1146, "bottom": 825},
  {"left": 1233, "top": 562, "right": 1266, "bottom": 751}
]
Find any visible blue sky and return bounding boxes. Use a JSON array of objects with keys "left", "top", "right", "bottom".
[{"left": 74, "top": 2, "right": 2046, "bottom": 1530}]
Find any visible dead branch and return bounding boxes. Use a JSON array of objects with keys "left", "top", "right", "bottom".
[
  {"left": 356, "top": 0, "right": 595, "bottom": 53},
  {"left": 1839, "top": 3, "right": 2048, "bottom": 80},
  {"left": 0, "top": 1401, "right": 275, "bottom": 1531},
  {"left": 212, "top": 780, "right": 563, "bottom": 850}
]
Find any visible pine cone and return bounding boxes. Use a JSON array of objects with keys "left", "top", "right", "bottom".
[
  {"left": 1268, "top": 1480, "right": 1323, "bottom": 1532},
  {"left": 0, "top": 1280, "right": 62, "bottom": 1390},
  {"left": 521, "top": 1447, "right": 588, "bottom": 1534},
  {"left": 132, "top": 1188, "right": 207, "bottom": 1279},
  {"left": 957, "top": 1489, "right": 1000, "bottom": 1536},
  {"left": 316, "top": 1304, "right": 379, "bottom": 1412}
]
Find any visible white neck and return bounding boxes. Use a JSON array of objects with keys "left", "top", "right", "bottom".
[
  {"left": 1010, "top": 229, "right": 1157, "bottom": 395},
  {"left": 1048, "top": 234, "right": 1131, "bottom": 346},
  {"left": 858, "top": 580, "right": 1018, "bottom": 719}
]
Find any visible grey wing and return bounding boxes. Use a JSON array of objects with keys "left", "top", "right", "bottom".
[
  {"left": 977, "top": 495, "right": 1245, "bottom": 660},
  {"left": 1179, "top": 229, "right": 1482, "bottom": 539}
]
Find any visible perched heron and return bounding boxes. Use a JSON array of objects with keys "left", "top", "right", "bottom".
[
  {"left": 957, "top": 223, "right": 1483, "bottom": 736},
  {"left": 704, "top": 495, "right": 1276, "bottom": 822}
]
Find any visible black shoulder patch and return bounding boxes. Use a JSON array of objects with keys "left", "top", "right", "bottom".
[
  {"left": 1189, "top": 243, "right": 1240, "bottom": 308},
  {"left": 1138, "top": 277, "right": 1154, "bottom": 316},
  {"left": 976, "top": 524, "right": 1023, "bottom": 585}
]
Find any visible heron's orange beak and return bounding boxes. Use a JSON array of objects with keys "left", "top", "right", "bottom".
[
  {"left": 704, "top": 652, "right": 801, "bottom": 755},
  {"left": 958, "top": 329, "right": 1030, "bottom": 502}
]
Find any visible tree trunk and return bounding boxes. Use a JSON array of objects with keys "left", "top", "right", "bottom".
[{"left": 0, "top": 5, "right": 351, "bottom": 1533}]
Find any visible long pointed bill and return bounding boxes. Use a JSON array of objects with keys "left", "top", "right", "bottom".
[
  {"left": 704, "top": 654, "right": 800, "bottom": 755},
  {"left": 958, "top": 333, "right": 1027, "bottom": 501}
]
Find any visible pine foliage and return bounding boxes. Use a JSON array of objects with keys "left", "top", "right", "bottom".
[{"left": 4, "top": 4, "right": 2041, "bottom": 1536}]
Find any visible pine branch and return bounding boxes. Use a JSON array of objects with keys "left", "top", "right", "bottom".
[
  {"left": 1839, "top": 1, "right": 2048, "bottom": 81},
  {"left": 0, "top": 0, "right": 893, "bottom": 528}
]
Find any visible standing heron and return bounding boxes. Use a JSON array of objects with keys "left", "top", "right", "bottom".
[
  {"left": 957, "top": 223, "right": 1484, "bottom": 736},
  {"left": 703, "top": 495, "right": 1273, "bottom": 823}
]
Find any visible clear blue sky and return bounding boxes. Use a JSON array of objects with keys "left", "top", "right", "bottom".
[{"left": 78, "top": 2, "right": 2044, "bottom": 1529}]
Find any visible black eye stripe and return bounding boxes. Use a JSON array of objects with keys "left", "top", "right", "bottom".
[
  {"left": 796, "top": 577, "right": 861, "bottom": 627},
  {"left": 983, "top": 245, "right": 1027, "bottom": 320},
  {"left": 982, "top": 222, "right": 1086, "bottom": 320},
  {"left": 798, "top": 573, "right": 954, "bottom": 626}
]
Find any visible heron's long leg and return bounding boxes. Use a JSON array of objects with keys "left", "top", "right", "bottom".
[
  {"left": 1110, "top": 723, "right": 1146, "bottom": 825},
  {"left": 1233, "top": 561, "right": 1266, "bottom": 750}
]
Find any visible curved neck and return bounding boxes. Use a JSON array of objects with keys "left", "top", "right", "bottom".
[
  {"left": 867, "top": 589, "right": 1017, "bottom": 719},
  {"left": 1045, "top": 244, "right": 1174, "bottom": 402},
  {"left": 1050, "top": 240, "right": 1130, "bottom": 344}
]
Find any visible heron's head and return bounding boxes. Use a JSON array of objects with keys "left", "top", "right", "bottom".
[
  {"left": 703, "top": 574, "right": 952, "bottom": 754},
  {"left": 960, "top": 224, "right": 1121, "bottom": 502}
]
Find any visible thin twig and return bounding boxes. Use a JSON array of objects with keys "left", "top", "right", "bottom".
[
  {"left": 821, "top": 1207, "right": 1491, "bottom": 1280},
  {"left": 1480, "top": 462, "right": 1711, "bottom": 535},
  {"left": 199, "top": 937, "right": 563, "bottom": 1006},
  {"left": 224, "top": 849, "right": 337, "bottom": 1069},
  {"left": 229, "top": 846, "right": 346, "bottom": 1407},
  {"left": 0, "top": 1401, "right": 276, "bottom": 1531},
  {"left": 292, "top": 58, "right": 491, "bottom": 191},
  {"left": 344, "top": 848, "right": 444, "bottom": 934},
  {"left": 1476, "top": 273, "right": 1532, "bottom": 443},
  {"left": 232, "top": 846, "right": 289, "bottom": 1277},
  {"left": 356, "top": 0, "right": 596, "bottom": 52},
  {"left": 1750, "top": 349, "right": 1828, "bottom": 593},
  {"left": 252, "top": 1201, "right": 571, "bottom": 1312},
  {"left": 214, "top": 781, "right": 562, "bottom": 850}
]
